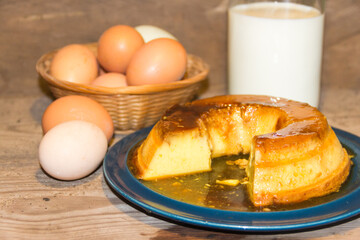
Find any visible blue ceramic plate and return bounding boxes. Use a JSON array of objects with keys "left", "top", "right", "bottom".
[{"left": 103, "top": 127, "right": 360, "bottom": 233}]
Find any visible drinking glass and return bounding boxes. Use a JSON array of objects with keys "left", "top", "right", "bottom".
[{"left": 228, "top": 0, "right": 325, "bottom": 107}]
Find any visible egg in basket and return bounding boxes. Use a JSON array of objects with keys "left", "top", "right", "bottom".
[{"left": 36, "top": 24, "right": 209, "bottom": 133}]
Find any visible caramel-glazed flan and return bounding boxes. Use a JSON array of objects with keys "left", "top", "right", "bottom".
[{"left": 134, "top": 95, "right": 351, "bottom": 207}]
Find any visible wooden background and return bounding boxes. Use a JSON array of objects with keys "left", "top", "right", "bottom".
[{"left": 0, "top": 0, "right": 359, "bottom": 239}]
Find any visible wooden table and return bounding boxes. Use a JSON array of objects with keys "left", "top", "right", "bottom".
[{"left": 1, "top": 0, "right": 359, "bottom": 239}]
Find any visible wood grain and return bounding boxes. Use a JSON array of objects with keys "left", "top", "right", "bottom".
[{"left": 0, "top": 0, "right": 359, "bottom": 239}]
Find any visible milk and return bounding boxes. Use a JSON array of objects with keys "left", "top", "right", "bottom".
[{"left": 228, "top": 2, "right": 324, "bottom": 107}]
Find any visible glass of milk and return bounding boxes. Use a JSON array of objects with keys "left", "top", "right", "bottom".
[{"left": 228, "top": 0, "right": 325, "bottom": 107}]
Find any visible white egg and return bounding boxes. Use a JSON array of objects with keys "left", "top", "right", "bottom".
[
  {"left": 135, "top": 25, "right": 177, "bottom": 43},
  {"left": 39, "top": 120, "right": 108, "bottom": 180}
]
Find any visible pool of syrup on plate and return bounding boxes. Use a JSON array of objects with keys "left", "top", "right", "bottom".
[{"left": 128, "top": 142, "right": 355, "bottom": 212}]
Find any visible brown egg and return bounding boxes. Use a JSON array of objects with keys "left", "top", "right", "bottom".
[
  {"left": 91, "top": 73, "right": 127, "bottom": 88},
  {"left": 126, "top": 38, "right": 187, "bottom": 86},
  {"left": 50, "top": 44, "right": 98, "bottom": 85},
  {"left": 97, "top": 25, "right": 144, "bottom": 73},
  {"left": 42, "top": 95, "right": 114, "bottom": 142}
]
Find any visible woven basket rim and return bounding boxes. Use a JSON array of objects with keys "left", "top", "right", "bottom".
[{"left": 36, "top": 42, "right": 210, "bottom": 95}]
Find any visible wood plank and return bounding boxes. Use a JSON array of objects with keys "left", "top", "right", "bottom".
[{"left": 0, "top": 0, "right": 359, "bottom": 239}]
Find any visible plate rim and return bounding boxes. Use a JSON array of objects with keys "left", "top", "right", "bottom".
[{"left": 103, "top": 126, "right": 360, "bottom": 232}]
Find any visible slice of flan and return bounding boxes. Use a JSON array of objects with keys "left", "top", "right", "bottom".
[{"left": 133, "top": 95, "right": 351, "bottom": 207}]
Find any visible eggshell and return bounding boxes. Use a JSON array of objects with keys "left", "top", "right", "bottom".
[
  {"left": 39, "top": 120, "right": 108, "bottom": 180},
  {"left": 97, "top": 25, "right": 144, "bottom": 73},
  {"left": 50, "top": 44, "right": 98, "bottom": 84},
  {"left": 135, "top": 25, "right": 177, "bottom": 43},
  {"left": 42, "top": 95, "right": 114, "bottom": 142},
  {"left": 98, "top": 64, "right": 108, "bottom": 76},
  {"left": 126, "top": 38, "right": 187, "bottom": 86},
  {"left": 91, "top": 72, "right": 127, "bottom": 88}
]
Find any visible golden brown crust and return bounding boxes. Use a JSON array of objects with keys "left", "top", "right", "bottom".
[
  {"left": 134, "top": 122, "right": 164, "bottom": 177},
  {"left": 251, "top": 149, "right": 351, "bottom": 206},
  {"left": 162, "top": 95, "right": 328, "bottom": 143}
]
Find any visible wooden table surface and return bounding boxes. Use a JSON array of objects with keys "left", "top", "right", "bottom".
[{"left": 1, "top": 0, "right": 359, "bottom": 239}]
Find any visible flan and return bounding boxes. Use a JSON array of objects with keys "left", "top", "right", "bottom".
[{"left": 134, "top": 95, "right": 351, "bottom": 207}]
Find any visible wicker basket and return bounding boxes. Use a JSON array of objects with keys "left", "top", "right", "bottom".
[{"left": 36, "top": 43, "right": 209, "bottom": 133}]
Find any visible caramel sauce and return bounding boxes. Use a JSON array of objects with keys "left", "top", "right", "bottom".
[
  {"left": 161, "top": 95, "right": 327, "bottom": 141},
  {"left": 128, "top": 144, "right": 354, "bottom": 212}
]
